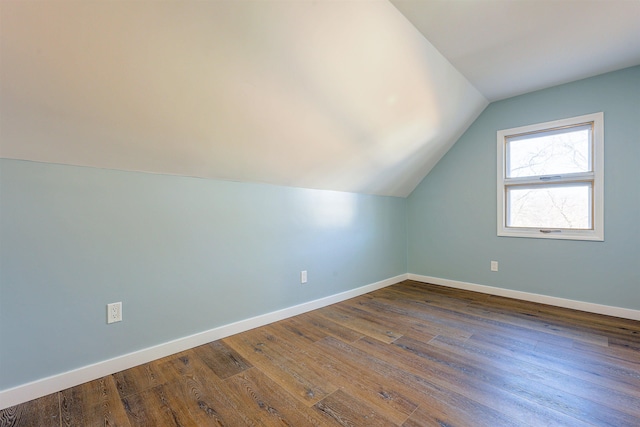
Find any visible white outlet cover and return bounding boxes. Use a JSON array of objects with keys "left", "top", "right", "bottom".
[
  {"left": 301, "top": 270, "right": 308, "bottom": 284},
  {"left": 490, "top": 261, "right": 499, "bottom": 272},
  {"left": 107, "top": 302, "right": 122, "bottom": 323}
]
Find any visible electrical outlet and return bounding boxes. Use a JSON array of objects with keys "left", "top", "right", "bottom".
[
  {"left": 490, "top": 261, "right": 499, "bottom": 272},
  {"left": 107, "top": 302, "right": 122, "bottom": 324},
  {"left": 301, "top": 270, "right": 308, "bottom": 284}
]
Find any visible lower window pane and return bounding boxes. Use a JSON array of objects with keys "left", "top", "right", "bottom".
[{"left": 507, "top": 183, "right": 592, "bottom": 229}]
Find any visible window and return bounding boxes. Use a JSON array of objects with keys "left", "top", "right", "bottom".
[{"left": 497, "top": 112, "right": 604, "bottom": 241}]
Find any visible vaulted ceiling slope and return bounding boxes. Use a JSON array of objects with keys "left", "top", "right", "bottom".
[
  {"left": 0, "top": 0, "right": 487, "bottom": 197},
  {"left": 1, "top": 1, "right": 639, "bottom": 197}
]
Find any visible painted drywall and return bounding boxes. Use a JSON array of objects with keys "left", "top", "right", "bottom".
[
  {"left": 1, "top": 0, "right": 488, "bottom": 197},
  {"left": 408, "top": 66, "right": 640, "bottom": 310},
  {"left": 0, "top": 159, "right": 406, "bottom": 390}
]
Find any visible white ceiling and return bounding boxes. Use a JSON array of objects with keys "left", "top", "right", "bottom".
[
  {"left": 1, "top": 1, "right": 639, "bottom": 197},
  {"left": 391, "top": 0, "right": 640, "bottom": 101}
]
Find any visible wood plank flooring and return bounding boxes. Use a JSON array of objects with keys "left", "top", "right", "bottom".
[{"left": 2, "top": 280, "right": 639, "bottom": 426}]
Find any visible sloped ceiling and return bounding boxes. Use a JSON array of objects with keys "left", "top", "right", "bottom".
[
  {"left": 0, "top": 0, "right": 486, "bottom": 197},
  {"left": 1, "top": 1, "right": 639, "bottom": 197}
]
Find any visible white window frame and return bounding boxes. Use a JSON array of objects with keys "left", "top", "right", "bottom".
[{"left": 497, "top": 112, "right": 604, "bottom": 241}]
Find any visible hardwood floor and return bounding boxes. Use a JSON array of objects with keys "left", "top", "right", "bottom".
[{"left": 2, "top": 280, "right": 639, "bottom": 426}]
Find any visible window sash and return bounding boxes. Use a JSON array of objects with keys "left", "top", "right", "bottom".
[
  {"left": 505, "top": 123, "right": 594, "bottom": 179},
  {"left": 505, "top": 181, "right": 594, "bottom": 230}
]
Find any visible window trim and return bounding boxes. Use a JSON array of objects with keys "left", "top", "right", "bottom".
[{"left": 497, "top": 112, "right": 604, "bottom": 241}]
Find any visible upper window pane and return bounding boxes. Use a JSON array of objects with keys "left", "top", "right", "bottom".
[{"left": 506, "top": 124, "right": 592, "bottom": 178}]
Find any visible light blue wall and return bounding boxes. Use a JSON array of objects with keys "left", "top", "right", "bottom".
[
  {"left": 0, "top": 159, "right": 406, "bottom": 389},
  {"left": 408, "top": 66, "right": 640, "bottom": 310}
]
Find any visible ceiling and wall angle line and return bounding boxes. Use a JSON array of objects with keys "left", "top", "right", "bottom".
[{"left": 1, "top": 0, "right": 639, "bottom": 197}]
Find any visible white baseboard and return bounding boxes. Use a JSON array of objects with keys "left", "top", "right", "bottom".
[
  {"left": 408, "top": 274, "right": 640, "bottom": 321},
  {"left": 0, "top": 274, "right": 408, "bottom": 410}
]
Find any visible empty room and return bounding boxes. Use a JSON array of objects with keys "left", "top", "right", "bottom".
[{"left": 1, "top": 0, "right": 639, "bottom": 426}]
